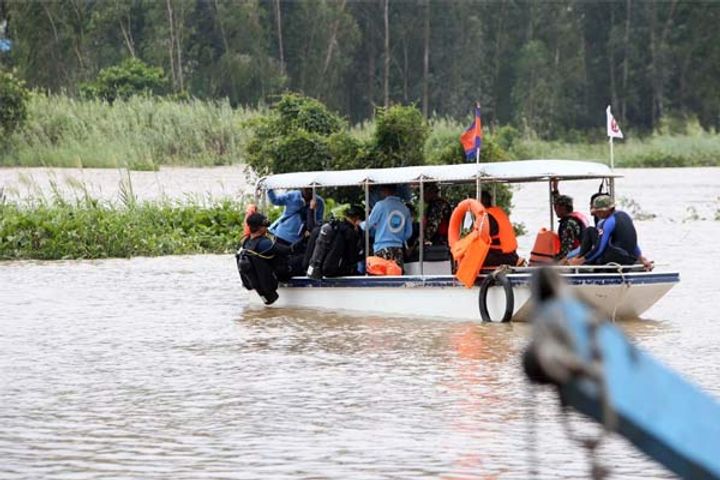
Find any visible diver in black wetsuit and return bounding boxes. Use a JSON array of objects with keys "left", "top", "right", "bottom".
[
  {"left": 569, "top": 195, "right": 653, "bottom": 270},
  {"left": 236, "top": 213, "right": 293, "bottom": 304},
  {"left": 304, "top": 205, "right": 365, "bottom": 278}
]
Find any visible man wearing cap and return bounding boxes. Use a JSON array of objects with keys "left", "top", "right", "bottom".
[
  {"left": 236, "top": 212, "right": 294, "bottom": 304},
  {"left": 568, "top": 195, "right": 652, "bottom": 269},
  {"left": 551, "top": 180, "right": 589, "bottom": 259},
  {"left": 267, "top": 188, "right": 325, "bottom": 246}
]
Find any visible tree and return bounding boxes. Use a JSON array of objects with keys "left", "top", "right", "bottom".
[
  {"left": 0, "top": 69, "right": 29, "bottom": 137},
  {"left": 80, "top": 57, "right": 167, "bottom": 102}
]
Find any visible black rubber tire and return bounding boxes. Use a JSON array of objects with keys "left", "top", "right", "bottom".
[{"left": 478, "top": 273, "right": 514, "bottom": 323}]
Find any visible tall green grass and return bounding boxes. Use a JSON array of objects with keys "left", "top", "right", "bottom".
[
  {"left": 0, "top": 195, "right": 247, "bottom": 260},
  {"left": 1, "top": 94, "right": 262, "bottom": 170}
]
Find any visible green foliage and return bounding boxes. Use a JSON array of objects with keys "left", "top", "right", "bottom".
[
  {"left": 80, "top": 58, "right": 167, "bottom": 103},
  {"left": 1, "top": 94, "right": 257, "bottom": 168},
  {"left": 370, "top": 105, "right": 428, "bottom": 168},
  {"left": 245, "top": 93, "right": 348, "bottom": 175},
  {"left": 0, "top": 70, "right": 30, "bottom": 137},
  {"left": 0, "top": 198, "right": 246, "bottom": 260}
]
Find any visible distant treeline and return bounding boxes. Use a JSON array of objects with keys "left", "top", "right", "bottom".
[{"left": 1, "top": 0, "right": 719, "bottom": 136}]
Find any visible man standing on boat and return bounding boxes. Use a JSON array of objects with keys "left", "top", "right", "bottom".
[
  {"left": 364, "top": 184, "right": 413, "bottom": 270},
  {"left": 551, "top": 180, "right": 589, "bottom": 259},
  {"left": 267, "top": 187, "right": 325, "bottom": 247}
]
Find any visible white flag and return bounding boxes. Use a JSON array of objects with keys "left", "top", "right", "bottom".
[{"left": 606, "top": 105, "right": 623, "bottom": 139}]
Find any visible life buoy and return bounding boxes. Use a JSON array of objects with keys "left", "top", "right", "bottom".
[
  {"left": 448, "top": 199, "right": 488, "bottom": 249},
  {"left": 486, "top": 206, "right": 518, "bottom": 253},
  {"left": 243, "top": 204, "right": 258, "bottom": 238},
  {"left": 448, "top": 199, "right": 491, "bottom": 288},
  {"left": 529, "top": 228, "right": 560, "bottom": 265},
  {"left": 478, "top": 272, "right": 514, "bottom": 322}
]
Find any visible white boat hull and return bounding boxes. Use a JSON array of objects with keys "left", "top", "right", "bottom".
[{"left": 245, "top": 271, "right": 679, "bottom": 322}]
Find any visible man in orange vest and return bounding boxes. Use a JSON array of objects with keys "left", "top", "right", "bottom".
[{"left": 480, "top": 190, "right": 520, "bottom": 267}]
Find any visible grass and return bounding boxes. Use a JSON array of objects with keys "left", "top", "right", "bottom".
[
  {"left": 2, "top": 94, "right": 719, "bottom": 170},
  {"left": 1, "top": 94, "right": 262, "bottom": 170},
  {"left": 0, "top": 175, "right": 252, "bottom": 260}
]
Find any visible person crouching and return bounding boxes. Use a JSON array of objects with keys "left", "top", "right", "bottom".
[{"left": 236, "top": 213, "right": 292, "bottom": 304}]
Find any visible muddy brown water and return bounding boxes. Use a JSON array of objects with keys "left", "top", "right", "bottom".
[{"left": 1, "top": 167, "right": 719, "bottom": 479}]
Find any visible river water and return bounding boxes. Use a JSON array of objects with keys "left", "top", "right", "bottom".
[{"left": 1, "top": 167, "right": 719, "bottom": 479}]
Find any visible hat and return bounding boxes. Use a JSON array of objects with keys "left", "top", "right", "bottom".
[
  {"left": 591, "top": 194, "right": 614, "bottom": 211},
  {"left": 553, "top": 194, "right": 573, "bottom": 208},
  {"left": 246, "top": 212, "right": 270, "bottom": 228},
  {"left": 345, "top": 204, "right": 365, "bottom": 220}
]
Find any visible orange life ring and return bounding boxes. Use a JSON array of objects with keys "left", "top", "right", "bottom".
[
  {"left": 448, "top": 199, "right": 491, "bottom": 288},
  {"left": 448, "top": 198, "right": 489, "bottom": 249},
  {"left": 243, "top": 204, "right": 258, "bottom": 238}
]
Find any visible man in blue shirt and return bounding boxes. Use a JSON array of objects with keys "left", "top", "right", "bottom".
[
  {"left": 364, "top": 184, "right": 413, "bottom": 269},
  {"left": 268, "top": 187, "right": 324, "bottom": 246},
  {"left": 569, "top": 195, "right": 652, "bottom": 269}
]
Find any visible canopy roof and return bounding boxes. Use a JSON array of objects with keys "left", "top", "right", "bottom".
[{"left": 257, "top": 159, "right": 620, "bottom": 190}]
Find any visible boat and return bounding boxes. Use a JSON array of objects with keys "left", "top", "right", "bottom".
[{"left": 245, "top": 160, "right": 679, "bottom": 322}]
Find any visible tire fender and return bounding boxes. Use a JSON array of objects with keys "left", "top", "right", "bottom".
[{"left": 478, "top": 272, "right": 514, "bottom": 323}]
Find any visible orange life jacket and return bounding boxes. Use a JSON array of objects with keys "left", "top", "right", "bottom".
[
  {"left": 529, "top": 228, "right": 561, "bottom": 265},
  {"left": 243, "top": 204, "right": 258, "bottom": 238},
  {"left": 566, "top": 211, "right": 589, "bottom": 248},
  {"left": 486, "top": 206, "right": 518, "bottom": 254},
  {"left": 366, "top": 256, "right": 402, "bottom": 276}
]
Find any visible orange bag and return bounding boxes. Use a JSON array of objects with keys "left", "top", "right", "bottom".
[
  {"left": 529, "top": 228, "right": 560, "bottom": 265},
  {"left": 366, "top": 256, "right": 402, "bottom": 276}
]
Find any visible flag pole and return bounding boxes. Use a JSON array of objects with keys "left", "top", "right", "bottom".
[
  {"left": 475, "top": 102, "right": 481, "bottom": 200},
  {"left": 609, "top": 126, "right": 615, "bottom": 201}
]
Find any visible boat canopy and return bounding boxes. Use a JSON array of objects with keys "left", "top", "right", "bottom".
[{"left": 256, "top": 159, "right": 620, "bottom": 190}]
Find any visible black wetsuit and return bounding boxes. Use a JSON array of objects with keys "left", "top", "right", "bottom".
[
  {"left": 304, "top": 219, "right": 362, "bottom": 277},
  {"left": 580, "top": 210, "right": 641, "bottom": 265},
  {"left": 237, "top": 234, "right": 292, "bottom": 304}
]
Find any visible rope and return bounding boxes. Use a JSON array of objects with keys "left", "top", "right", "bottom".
[{"left": 606, "top": 262, "right": 631, "bottom": 323}]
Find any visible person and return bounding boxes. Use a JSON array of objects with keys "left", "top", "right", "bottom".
[
  {"left": 568, "top": 195, "right": 653, "bottom": 270},
  {"left": 305, "top": 205, "right": 365, "bottom": 278},
  {"left": 364, "top": 184, "right": 413, "bottom": 270},
  {"left": 267, "top": 187, "right": 325, "bottom": 246},
  {"left": 423, "top": 183, "right": 451, "bottom": 245},
  {"left": 551, "top": 180, "right": 589, "bottom": 260},
  {"left": 236, "top": 213, "right": 293, "bottom": 304},
  {"left": 480, "top": 190, "right": 520, "bottom": 267}
]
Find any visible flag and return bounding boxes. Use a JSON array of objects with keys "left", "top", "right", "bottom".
[
  {"left": 460, "top": 106, "right": 483, "bottom": 161},
  {"left": 606, "top": 105, "right": 623, "bottom": 139}
]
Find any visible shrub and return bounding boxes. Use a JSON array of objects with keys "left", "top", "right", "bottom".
[
  {"left": 370, "top": 105, "right": 428, "bottom": 168},
  {"left": 0, "top": 70, "right": 30, "bottom": 137},
  {"left": 245, "top": 92, "right": 351, "bottom": 175},
  {"left": 80, "top": 58, "right": 168, "bottom": 103}
]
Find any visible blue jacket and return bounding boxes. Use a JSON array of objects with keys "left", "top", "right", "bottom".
[
  {"left": 268, "top": 190, "right": 325, "bottom": 244},
  {"left": 364, "top": 195, "right": 413, "bottom": 251}
]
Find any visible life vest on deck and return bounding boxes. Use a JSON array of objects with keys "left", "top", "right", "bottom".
[
  {"left": 529, "top": 228, "right": 561, "bottom": 265},
  {"left": 366, "top": 256, "right": 402, "bottom": 276},
  {"left": 486, "top": 206, "right": 518, "bottom": 254}
]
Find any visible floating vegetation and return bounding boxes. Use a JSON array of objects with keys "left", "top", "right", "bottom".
[
  {"left": 0, "top": 197, "right": 247, "bottom": 261},
  {"left": 616, "top": 197, "right": 657, "bottom": 221}
]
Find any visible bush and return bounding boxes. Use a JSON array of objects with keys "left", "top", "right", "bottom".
[
  {"left": 0, "top": 70, "right": 30, "bottom": 137},
  {"left": 245, "top": 92, "right": 350, "bottom": 175},
  {"left": 80, "top": 58, "right": 168, "bottom": 103},
  {"left": 370, "top": 105, "right": 428, "bottom": 168}
]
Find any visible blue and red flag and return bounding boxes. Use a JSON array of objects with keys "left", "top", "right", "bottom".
[{"left": 460, "top": 106, "right": 483, "bottom": 162}]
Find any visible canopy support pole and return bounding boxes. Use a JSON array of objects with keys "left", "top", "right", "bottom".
[
  {"left": 418, "top": 179, "right": 425, "bottom": 277},
  {"left": 364, "top": 181, "right": 370, "bottom": 276},
  {"left": 549, "top": 180, "right": 555, "bottom": 231}
]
